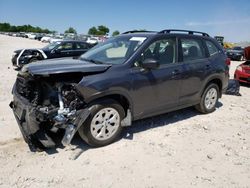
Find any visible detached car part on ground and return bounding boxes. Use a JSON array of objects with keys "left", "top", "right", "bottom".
[
  {"left": 12, "top": 40, "right": 92, "bottom": 69},
  {"left": 10, "top": 30, "right": 229, "bottom": 151},
  {"left": 234, "top": 46, "right": 250, "bottom": 84}
]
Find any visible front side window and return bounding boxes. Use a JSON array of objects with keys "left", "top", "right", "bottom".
[
  {"left": 141, "top": 38, "right": 176, "bottom": 65},
  {"left": 43, "top": 41, "right": 62, "bottom": 50},
  {"left": 181, "top": 38, "right": 205, "bottom": 62},
  {"left": 81, "top": 36, "right": 147, "bottom": 64},
  {"left": 206, "top": 40, "right": 219, "bottom": 56}
]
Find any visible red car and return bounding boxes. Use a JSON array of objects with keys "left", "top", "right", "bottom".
[{"left": 234, "top": 46, "right": 250, "bottom": 84}]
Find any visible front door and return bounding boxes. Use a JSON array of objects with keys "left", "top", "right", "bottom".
[
  {"left": 131, "top": 37, "right": 182, "bottom": 119},
  {"left": 56, "top": 42, "right": 74, "bottom": 58}
]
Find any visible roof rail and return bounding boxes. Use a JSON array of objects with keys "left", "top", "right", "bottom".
[
  {"left": 158, "top": 29, "right": 210, "bottom": 37},
  {"left": 122, "top": 30, "right": 155, "bottom": 34}
]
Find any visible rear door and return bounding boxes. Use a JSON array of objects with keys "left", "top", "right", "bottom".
[
  {"left": 178, "top": 37, "right": 210, "bottom": 105},
  {"left": 74, "top": 42, "right": 90, "bottom": 57}
]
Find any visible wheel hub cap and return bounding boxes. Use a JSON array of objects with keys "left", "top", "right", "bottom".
[
  {"left": 204, "top": 88, "right": 218, "bottom": 110},
  {"left": 90, "top": 108, "right": 120, "bottom": 141}
]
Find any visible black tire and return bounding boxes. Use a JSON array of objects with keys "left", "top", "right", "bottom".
[
  {"left": 78, "top": 99, "right": 125, "bottom": 147},
  {"left": 29, "top": 58, "right": 38, "bottom": 63},
  {"left": 195, "top": 83, "right": 219, "bottom": 114}
]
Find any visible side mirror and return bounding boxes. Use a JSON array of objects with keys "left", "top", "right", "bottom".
[{"left": 142, "top": 58, "right": 159, "bottom": 69}]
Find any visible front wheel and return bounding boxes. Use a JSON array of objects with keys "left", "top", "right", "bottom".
[
  {"left": 195, "top": 83, "right": 219, "bottom": 114},
  {"left": 78, "top": 99, "right": 125, "bottom": 147},
  {"left": 29, "top": 58, "right": 38, "bottom": 63}
]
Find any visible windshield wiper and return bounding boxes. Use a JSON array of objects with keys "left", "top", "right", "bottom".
[{"left": 81, "top": 58, "right": 104, "bottom": 64}]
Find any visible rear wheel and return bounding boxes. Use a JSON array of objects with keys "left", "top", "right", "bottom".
[
  {"left": 195, "top": 83, "right": 219, "bottom": 114},
  {"left": 78, "top": 99, "right": 125, "bottom": 147}
]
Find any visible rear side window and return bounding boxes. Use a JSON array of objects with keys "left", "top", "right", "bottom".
[
  {"left": 180, "top": 38, "right": 205, "bottom": 62},
  {"left": 205, "top": 40, "right": 219, "bottom": 56},
  {"left": 76, "top": 42, "right": 88, "bottom": 49}
]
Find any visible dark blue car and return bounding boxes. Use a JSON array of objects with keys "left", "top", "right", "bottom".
[{"left": 10, "top": 29, "right": 229, "bottom": 151}]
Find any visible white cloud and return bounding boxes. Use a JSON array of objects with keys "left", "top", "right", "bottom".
[{"left": 186, "top": 18, "right": 250, "bottom": 26}]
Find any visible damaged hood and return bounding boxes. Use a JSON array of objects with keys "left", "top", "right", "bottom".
[{"left": 21, "top": 58, "right": 111, "bottom": 76}]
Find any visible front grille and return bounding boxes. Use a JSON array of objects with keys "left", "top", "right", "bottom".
[{"left": 16, "top": 76, "right": 41, "bottom": 105}]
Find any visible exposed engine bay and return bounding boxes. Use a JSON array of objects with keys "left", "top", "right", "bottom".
[
  {"left": 10, "top": 72, "right": 90, "bottom": 151},
  {"left": 10, "top": 57, "right": 132, "bottom": 151}
]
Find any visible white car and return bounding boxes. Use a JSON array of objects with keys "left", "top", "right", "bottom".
[
  {"left": 27, "top": 33, "right": 36, "bottom": 39},
  {"left": 86, "top": 37, "right": 98, "bottom": 44},
  {"left": 41, "top": 36, "right": 51, "bottom": 42},
  {"left": 49, "top": 38, "right": 63, "bottom": 43}
]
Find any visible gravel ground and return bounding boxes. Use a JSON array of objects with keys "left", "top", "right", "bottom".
[{"left": 0, "top": 34, "right": 249, "bottom": 188}]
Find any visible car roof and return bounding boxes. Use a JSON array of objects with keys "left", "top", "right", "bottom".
[
  {"left": 61, "top": 40, "right": 88, "bottom": 43},
  {"left": 120, "top": 30, "right": 211, "bottom": 39}
]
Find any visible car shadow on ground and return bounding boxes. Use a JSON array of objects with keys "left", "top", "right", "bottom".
[
  {"left": 240, "top": 83, "right": 250, "bottom": 88},
  {"left": 122, "top": 102, "right": 222, "bottom": 140},
  {"left": 44, "top": 102, "right": 223, "bottom": 158}
]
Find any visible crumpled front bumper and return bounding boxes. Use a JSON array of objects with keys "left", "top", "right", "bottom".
[{"left": 10, "top": 84, "right": 90, "bottom": 151}]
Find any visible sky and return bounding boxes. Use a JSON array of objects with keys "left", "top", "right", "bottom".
[{"left": 0, "top": 0, "right": 250, "bottom": 42}]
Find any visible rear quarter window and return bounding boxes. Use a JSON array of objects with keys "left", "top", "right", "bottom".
[{"left": 205, "top": 40, "right": 220, "bottom": 56}]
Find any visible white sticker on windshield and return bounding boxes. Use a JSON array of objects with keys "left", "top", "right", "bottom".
[{"left": 129, "top": 37, "right": 147, "bottom": 43}]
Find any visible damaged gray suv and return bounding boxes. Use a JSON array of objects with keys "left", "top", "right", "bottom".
[{"left": 10, "top": 30, "right": 229, "bottom": 151}]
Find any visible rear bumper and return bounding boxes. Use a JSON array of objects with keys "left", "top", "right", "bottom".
[
  {"left": 234, "top": 70, "right": 250, "bottom": 84},
  {"left": 10, "top": 84, "right": 90, "bottom": 151}
]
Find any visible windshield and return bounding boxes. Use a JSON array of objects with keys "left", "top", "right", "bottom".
[
  {"left": 80, "top": 35, "right": 147, "bottom": 64},
  {"left": 43, "top": 41, "right": 62, "bottom": 50}
]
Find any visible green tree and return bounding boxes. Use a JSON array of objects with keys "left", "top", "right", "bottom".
[
  {"left": 0, "top": 22, "right": 11, "bottom": 31},
  {"left": 88, "top": 25, "right": 110, "bottom": 35},
  {"left": 112, "top": 30, "right": 120, "bottom": 36},
  {"left": 0, "top": 22, "right": 54, "bottom": 33},
  {"left": 97, "top": 25, "right": 109, "bottom": 35},
  {"left": 64, "top": 27, "right": 77, "bottom": 34},
  {"left": 88, "top": 26, "right": 98, "bottom": 35}
]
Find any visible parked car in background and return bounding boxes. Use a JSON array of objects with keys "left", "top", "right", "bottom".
[
  {"left": 34, "top": 34, "right": 44, "bottom": 41},
  {"left": 10, "top": 29, "right": 229, "bottom": 151},
  {"left": 234, "top": 61, "right": 250, "bottom": 84},
  {"left": 86, "top": 37, "right": 98, "bottom": 44},
  {"left": 27, "top": 33, "right": 36, "bottom": 39},
  {"left": 41, "top": 36, "right": 51, "bottom": 42},
  {"left": 49, "top": 37, "right": 63, "bottom": 43},
  {"left": 12, "top": 40, "right": 92, "bottom": 68},
  {"left": 226, "top": 46, "right": 245, "bottom": 61},
  {"left": 234, "top": 46, "right": 250, "bottom": 84}
]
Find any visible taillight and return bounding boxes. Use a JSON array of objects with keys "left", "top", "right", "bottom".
[
  {"left": 226, "top": 58, "right": 231, "bottom": 68},
  {"left": 236, "top": 66, "right": 243, "bottom": 72}
]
